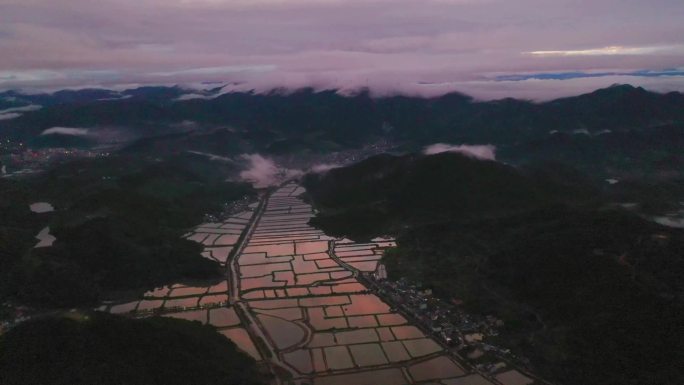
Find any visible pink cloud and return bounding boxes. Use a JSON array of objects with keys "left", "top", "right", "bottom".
[
  {"left": 423, "top": 144, "right": 496, "bottom": 160},
  {"left": 0, "top": 0, "right": 683, "bottom": 99}
]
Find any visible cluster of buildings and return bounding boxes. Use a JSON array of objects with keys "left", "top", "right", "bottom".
[
  {"left": 0, "top": 142, "right": 110, "bottom": 177},
  {"left": 0, "top": 303, "right": 34, "bottom": 336},
  {"left": 203, "top": 195, "right": 256, "bottom": 224},
  {"left": 365, "top": 271, "right": 537, "bottom": 381},
  {"left": 275, "top": 138, "right": 396, "bottom": 173},
  {"left": 316, "top": 139, "right": 396, "bottom": 166},
  {"left": 368, "top": 275, "right": 466, "bottom": 346}
]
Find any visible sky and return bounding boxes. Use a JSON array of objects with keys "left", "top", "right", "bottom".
[{"left": 1, "top": 0, "right": 684, "bottom": 99}]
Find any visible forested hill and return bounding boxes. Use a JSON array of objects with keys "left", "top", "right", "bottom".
[
  {"left": 2, "top": 84, "right": 684, "bottom": 148},
  {"left": 0, "top": 312, "right": 267, "bottom": 385},
  {"left": 0, "top": 154, "right": 254, "bottom": 307},
  {"left": 304, "top": 152, "right": 684, "bottom": 385},
  {"left": 303, "top": 151, "right": 598, "bottom": 237}
]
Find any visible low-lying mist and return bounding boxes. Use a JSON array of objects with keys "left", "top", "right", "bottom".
[
  {"left": 238, "top": 154, "right": 346, "bottom": 188},
  {"left": 239, "top": 154, "right": 303, "bottom": 188},
  {"left": 423, "top": 143, "right": 497, "bottom": 161}
]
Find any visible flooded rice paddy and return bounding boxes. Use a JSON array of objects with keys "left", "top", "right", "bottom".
[
  {"left": 101, "top": 183, "right": 502, "bottom": 384},
  {"left": 183, "top": 209, "right": 256, "bottom": 266},
  {"left": 230, "top": 183, "right": 489, "bottom": 384}
]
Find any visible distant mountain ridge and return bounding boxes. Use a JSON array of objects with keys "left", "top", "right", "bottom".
[
  {"left": 3, "top": 84, "right": 683, "bottom": 185},
  {"left": 2, "top": 84, "right": 684, "bottom": 148}
]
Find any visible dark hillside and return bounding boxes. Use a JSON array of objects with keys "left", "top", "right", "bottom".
[
  {"left": 305, "top": 153, "right": 684, "bottom": 385},
  {"left": 385, "top": 208, "right": 684, "bottom": 385},
  {"left": 0, "top": 313, "right": 267, "bottom": 385},
  {"left": 3, "top": 85, "right": 684, "bottom": 152},
  {"left": 0, "top": 155, "right": 254, "bottom": 307},
  {"left": 304, "top": 152, "right": 598, "bottom": 238}
]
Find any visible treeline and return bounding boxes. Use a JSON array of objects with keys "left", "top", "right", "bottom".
[
  {"left": 304, "top": 152, "right": 598, "bottom": 237},
  {"left": 0, "top": 312, "right": 267, "bottom": 385},
  {"left": 3, "top": 84, "right": 684, "bottom": 149}
]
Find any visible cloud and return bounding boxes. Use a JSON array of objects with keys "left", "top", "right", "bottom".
[
  {"left": 526, "top": 45, "right": 684, "bottom": 57},
  {"left": 186, "top": 150, "right": 236, "bottom": 163},
  {"left": 423, "top": 143, "right": 496, "bottom": 161},
  {"left": 0, "top": 0, "right": 683, "bottom": 99},
  {"left": 41, "top": 127, "right": 89, "bottom": 136},
  {"left": 417, "top": 75, "right": 684, "bottom": 101},
  {"left": 0, "top": 104, "right": 42, "bottom": 114},
  {"left": 310, "top": 163, "right": 341, "bottom": 173},
  {"left": 0, "top": 113, "right": 21, "bottom": 120},
  {"left": 97, "top": 94, "right": 132, "bottom": 101},
  {"left": 174, "top": 93, "right": 213, "bottom": 101},
  {"left": 496, "top": 69, "right": 684, "bottom": 81},
  {"left": 150, "top": 65, "right": 276, "bottom": 77},
  {"left": 239, "top": 154, "right": 303, "bottom": 188},
  {"left": 0, "top": 104, "right": 42, "bottom": 120}
]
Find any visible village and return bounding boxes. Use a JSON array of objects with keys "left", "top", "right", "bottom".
[{"left": 364, "top": 268, "right": 540, "bottom": 384}]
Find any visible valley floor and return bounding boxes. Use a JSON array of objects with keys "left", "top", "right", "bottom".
[{"left": 98, "top": 182, "right": 545, "bottom": 385}]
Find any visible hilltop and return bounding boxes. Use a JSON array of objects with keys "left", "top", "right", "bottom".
[{"left": 304, "top": 151, "right": 598, "bottom": 237}]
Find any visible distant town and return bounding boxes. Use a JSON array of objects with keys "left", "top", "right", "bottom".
[{"left": 0, "top": 140, "right": 111, "bottom": 178}]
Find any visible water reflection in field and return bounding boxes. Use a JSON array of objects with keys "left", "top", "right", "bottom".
[
  {"left": 209, "top": 308, "right": 241, "bottom": 327},
  {"left": 183, "top": 209, "right": 256, "bottom": 265},
  {"left": 235, "top": 183, "right": 486, "bottom": 384},
  {"left": 98, "top": 183, "right": 494, "bottom": 383},
  {"left": 219, "top": 328, "right": 262, "bottom": 361},
  {"left": 163, "top": 309, "right": 207, "bottom": 324},
  {"left": 97, "top": 206, "right": 265, "bottom": 368},
  {"left": 408, "top": 356, "right": 466, "bottom": 382}
]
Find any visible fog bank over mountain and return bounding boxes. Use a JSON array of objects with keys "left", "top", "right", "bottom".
[
  {"left": 423, "top": 144, "right": 496, "bottom": 161},
  {"left": 41, "top": 127, "right": 89, "bottom": 136},
  {"left": 5, "top": 75, "right": 684, "bottom": 102},
  {"left": 239, "top": 154, "right": 303, "bottom": 188}
]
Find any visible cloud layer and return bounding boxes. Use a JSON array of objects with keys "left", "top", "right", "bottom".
[
  {"left": 0, "top": 104, "right": 42, "bottom": 120},
  {"left": 1, "top": 0, "right": 684, "bottom": 99},
  {"left": 41, "top": 127, "right": 89, "bottom": 136},
  {"left": 424, "top": 144, "right": 496, "bottom": 161},
  {"left": 239, "top": 154, "right": 303, "bottom": 188}
]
